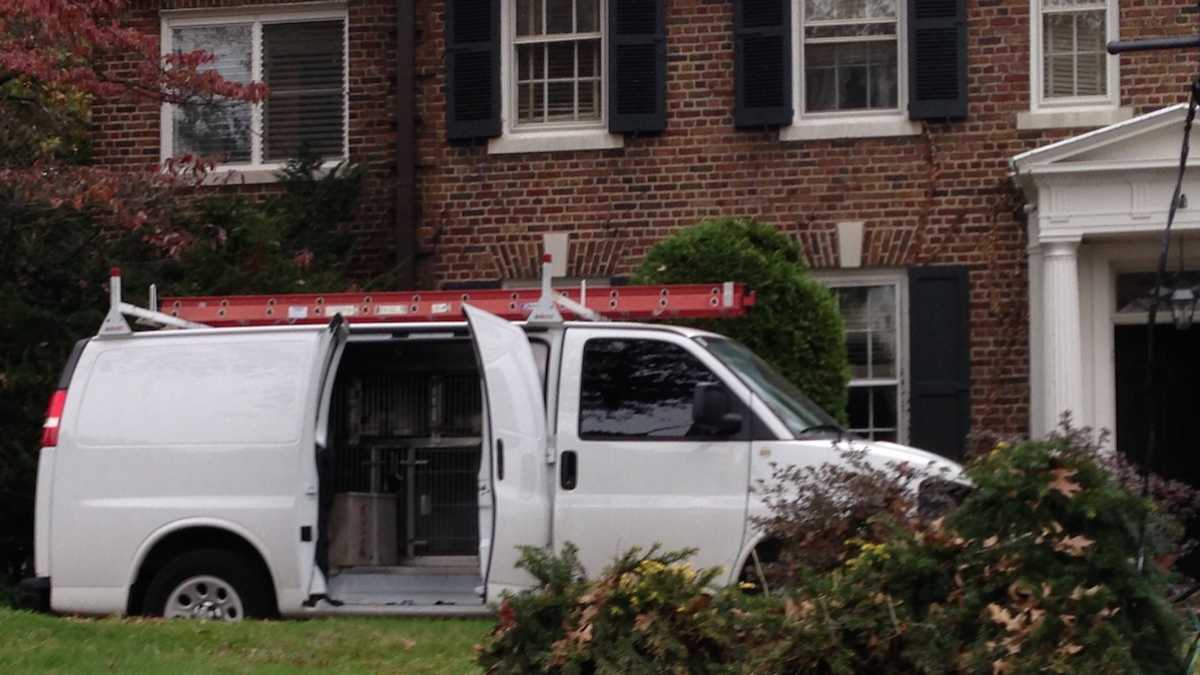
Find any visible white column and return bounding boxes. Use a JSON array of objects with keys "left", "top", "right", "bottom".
[
  {"left": 1026, "top": 240, "right": 1044, "bottom": 436},
  {"left": 1041, "top": 240, "right": 1085, "bottom": 430}
]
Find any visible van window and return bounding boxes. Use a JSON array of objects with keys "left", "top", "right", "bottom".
[
  {"left": 75, "top": 339, "right": 315, "bottom": 447},
  {"left": 579, "top": 338, "right": 727, "bottom": 440}
]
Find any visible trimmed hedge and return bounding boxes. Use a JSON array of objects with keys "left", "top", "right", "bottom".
[{"left": 633, "top": 218, "right": 850, "bottom": 421}]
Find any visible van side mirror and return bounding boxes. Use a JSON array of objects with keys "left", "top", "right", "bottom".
[{"left": 692, "top": 382, "right": 742, "bottom": 435}]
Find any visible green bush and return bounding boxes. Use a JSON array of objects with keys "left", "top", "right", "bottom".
[
  {"left": 633, "top": 218, "right": 849, "bottom": 420},
  {"left": 482, "top": 430, "right": 1191, "bottom": 674},
  {"left": 479, "top": 545, "right": 745, "bottom": 675}
]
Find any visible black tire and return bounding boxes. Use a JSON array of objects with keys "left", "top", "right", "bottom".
[{"left": 143, "top": 549, "right": 272, "bottom": 620}]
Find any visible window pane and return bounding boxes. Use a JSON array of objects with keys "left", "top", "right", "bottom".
[
  {"left": 846, "top": 331, "right": 870, "bottom": 379},
  {"left": 804, "top": 41, "right": 897, "bottom": 112},
  {"left": 806, "top": 0, "right": 896, "bottom": 21},
  {"left": 1044, "top": 0, "right": 1105, "bottom": 8},
  {"left": 578, "top": 39, "right": 600, "bottom": 77},
  {"left": 547, "top": 41, "right": 575, "bottom": 79},
  {"left": 1077, "top": 10, "right": 1106, "bottom": 49},
  {"left": 805, "top": 23, "right": 896, "bottom": 39},
  {"left": 867, "top": 41, "right": 898, "bottom": 108},
  {"left": 805, "top": 44, "right": 838, "bottom": 112},
  {"left": 580, "top": 339, "right": 728, "bottom": 440},
  {"left": 547, "top": 0, "right": 573, "bottom": 34},
  {"left": 1043, "top": 54, "right": 1074, "bottom": 98},
  {"left": 517, "top": 43, "right": 546, "bottom": 81},
  {"left": 578, "top": 0, "right": 600, "bottom": 32},
  {"left": 868, "top": 285, "right": 897, "bottom": 378},
  {"left": 1116, "top": 271, "right": 1200, "bottom": 313},
  {"left": 518, "top": 82, "right": 544, "bottom": 122},
  {"left": 835, "top": 287, "right": 869, "bottom": 330},
  {"left": 873, "top": 386, "right": 898, "bottom": 428},
  {"left": 547, "top": 81, "right": 575, "bottom": 121},
  {"left": 848, "top": 386, "right": 870, "bottom": 431},
  {"left": 517, "top": 0, "right": 544, "bottom": 36},
  {"left": 1075, "top": 53, "right": 1106, "bottom": 96},
  {"left": 171, "top": 24, "right": 253, "bottom": 162},
  {"left": 578, "top": 79, "right": 601, "bottom": 119},
  {"left": 847, "top": 385, "right": 899, "bottom": 440},
  {"left": 834, "top": 285, "right": 899, "bottom": 380},
  {"left": 263, "top": 20, "right": 345, "bottom": 161}
]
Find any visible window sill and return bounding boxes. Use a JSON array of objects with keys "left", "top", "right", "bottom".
[
  {"left": 194, "top": 161, "right": 344, "bottom": 186},
  {"left": 487, "top": 128, "right": 624, "bottom": 155},
  {"left": 1016, "top": 106, "right": 1132, "bottom": 131},
  {"left": 780, "top": 115, "right": 921, "bottom": 142}
]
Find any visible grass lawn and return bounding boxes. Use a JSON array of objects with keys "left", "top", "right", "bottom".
[{"left": 0, "top": 607, "right": 492, "bottom": 674}]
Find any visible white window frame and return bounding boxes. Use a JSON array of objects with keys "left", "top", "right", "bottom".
[
  {"left": 816, "top": 270, "right": 909, "bottom": 444},
  {"left": 160, "top": 3, "right": 349, "bottom": 184},
  {"left": 782, "top": 0, "right": 919, "bottom": 142},
  {"left": 1020, "top": 0, "right": 1127, "bottom": 130},
  {"left": 490, "top": 0, "right": 623, "bottom": 155}
]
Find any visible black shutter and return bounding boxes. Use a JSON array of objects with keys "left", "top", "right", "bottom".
[
  {"left": 908, "top": 267, "right": 971, "bottom": 460},
  {"left": 908, "top": 0, "right": 967, "bottom": 120},
  {"left": 734, "top": 0, "right": 792, "bottom": 128},
  {"left": 609, "top": 0, "right": 666, "bottom": 133},
  {"left": 445, "top": 0, "right": 500, "bottom": 140}
]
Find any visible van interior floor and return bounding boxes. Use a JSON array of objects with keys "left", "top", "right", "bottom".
[
  {"left": 322, "top": 338, "right": 486, "bottom": 607},
  {"left": 328, "top": 561, "right": 482, "bottom": 607}
]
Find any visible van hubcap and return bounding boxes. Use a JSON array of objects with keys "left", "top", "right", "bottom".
[{"left": 163, "top": 575, "right": 244, "bottom": 621}]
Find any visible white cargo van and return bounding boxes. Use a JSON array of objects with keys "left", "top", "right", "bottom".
[{"left": 19, "top": 276, "right": 959, "bottom": 619}]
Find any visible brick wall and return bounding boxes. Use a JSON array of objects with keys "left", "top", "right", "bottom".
[
  {"left": 410, "top": 0, "right": 1200, "bottom": 440},
  {"left": 92, "top": 0, "right": 1200, "bottom": 441}
]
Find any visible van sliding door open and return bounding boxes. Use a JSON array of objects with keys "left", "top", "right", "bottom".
[
  {"left": 304, "top": 317, "right": 349, "bottom": 602},
  {"left": 464, "top": 305, "right": 552, "bottom": 603}
]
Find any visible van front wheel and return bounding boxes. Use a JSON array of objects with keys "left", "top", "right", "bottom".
[{"left": 144, "top": 549, "right": 269, "bottom": 621}]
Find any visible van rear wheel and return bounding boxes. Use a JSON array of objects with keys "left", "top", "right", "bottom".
[{"left": 143, "top": 549, "right": 269, "bottom": 621}]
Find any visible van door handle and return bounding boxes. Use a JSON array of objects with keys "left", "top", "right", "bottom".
[
  {"left": 496, "top": 439, "right": 505, "bottom": 481},
  {"left": 560, "top": 451, "right": 577, "bottom": 490}
]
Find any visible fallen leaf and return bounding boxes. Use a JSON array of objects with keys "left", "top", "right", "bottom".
[
  {"left": 993, "top": 658, "right": 1011, "bottom": 674},
  {"left": 1054, "top": 535, "right": 1095, "bottom": 557},
  {"left": 984, "top": 535, "right": 999, "bottom": 549},
  {"left": 987, "top": 604, "right": 1024, "bottom": 633},
  {"left": 1058, "top": 643, "right": 1084, "bottom": 656},
  {"left": 400, "top": 639, "right": 416, "bottom": 650},
  {"left": 1049, "top": 468, "right": 1083, "bottom": 499}
]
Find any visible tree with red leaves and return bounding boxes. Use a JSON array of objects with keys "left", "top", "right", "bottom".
[{"left": 0, "top": 0, "right": 266, "bottom": 225}]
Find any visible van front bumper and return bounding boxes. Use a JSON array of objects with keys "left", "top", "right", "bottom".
[{"left": 15, "top": 576, "right": 51, "bottom": 613}]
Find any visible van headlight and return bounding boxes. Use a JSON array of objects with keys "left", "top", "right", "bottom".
[{"left": 917, "top": 478, "right": 973, "bottom": 519}]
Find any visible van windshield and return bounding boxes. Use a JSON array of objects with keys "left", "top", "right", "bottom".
[{"left": 697, "top": 337, "right": 841, "bottom": 439}]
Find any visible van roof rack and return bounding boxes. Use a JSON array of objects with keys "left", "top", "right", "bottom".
[{"left": 99, "top": 257, "right": 756, "bottom": 334}]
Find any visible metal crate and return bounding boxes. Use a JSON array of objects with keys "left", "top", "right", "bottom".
[{"left": 332, "top": 368, "right": 483, "bottom": 561}]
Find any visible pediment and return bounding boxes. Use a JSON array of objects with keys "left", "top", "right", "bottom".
[{"left": 1011, "top": 104, "right": 1200, "bottom": 171}]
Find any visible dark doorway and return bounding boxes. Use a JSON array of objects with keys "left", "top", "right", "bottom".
[
  {"left": 1115, "top": 324, "right": 1200, "bottom": 574},
  {"left": 1115, "top": 325, "right": 1200, "bottom": 483}
]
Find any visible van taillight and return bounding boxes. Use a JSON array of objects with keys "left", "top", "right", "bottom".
[{"left": 41, "top": 389, "right": 67, "bottom": 447}]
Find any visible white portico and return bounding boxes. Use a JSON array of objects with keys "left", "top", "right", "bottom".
[{"left": 1012, "top": 104, "right": 1200, "bottom": 451}]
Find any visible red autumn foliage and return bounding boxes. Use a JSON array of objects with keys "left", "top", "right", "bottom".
[{"left": 0, "top": 0, "right": 267, "bottom": 229}]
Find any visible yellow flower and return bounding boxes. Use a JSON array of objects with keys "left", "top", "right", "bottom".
[{"left": 637, "top": 560, "right": 666, "bottom": 576}]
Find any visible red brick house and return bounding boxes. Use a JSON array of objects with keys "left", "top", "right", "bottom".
[{"left": 93, "top": 0, "right": 1200, "bottom": 466}]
